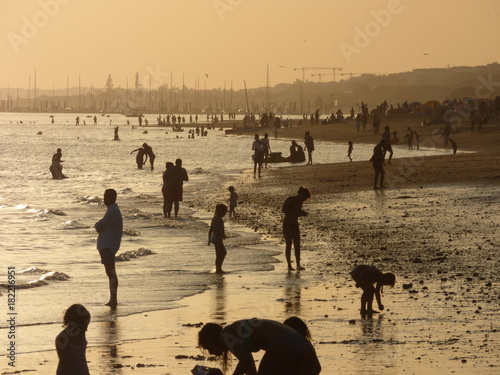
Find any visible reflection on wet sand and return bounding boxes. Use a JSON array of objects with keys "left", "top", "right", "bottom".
[
  {"left": 284, "top": 271, "right": 302, "bottom": 316},
  {"left": 352, "top": 315, "right": 397, "bottom": 373},
  {"left": 210, "top": 274, "right": 226, "bottom": 321},
  {"left": 96, "top": 310, "right": 122, "bottom": 375}
]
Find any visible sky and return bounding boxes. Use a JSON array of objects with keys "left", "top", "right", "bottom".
[{"left": 0, "top": 0, "right": 499, "bottom": 93}]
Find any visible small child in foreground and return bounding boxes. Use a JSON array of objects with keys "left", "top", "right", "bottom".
[{"left": 55, "top": 304, "right": 91, "bottom": 375}]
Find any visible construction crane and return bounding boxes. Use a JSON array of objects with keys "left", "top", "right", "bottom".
[
  {"left": 311, "top": 73, "right": 334, "bottom": 82},
  {"left": 294, "top": 67, "right": 343, "bottom": 82}
]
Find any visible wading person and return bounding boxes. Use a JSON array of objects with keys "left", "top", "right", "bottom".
[
  {"left": 282, "top": 186, "right": 311, "bottom": 271},
  {"left": 95, "top": 188, "right": 123, "bottom": 307},
  {"left": 208, "top": 203, "right": 228, "bottom": 273},
  {"left": 163, "top": 158, "right": 189, "bottom": 218}
]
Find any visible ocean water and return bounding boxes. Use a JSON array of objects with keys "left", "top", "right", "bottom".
[{"left": 0, "top": 112, "right": 450, "bottom": 356}]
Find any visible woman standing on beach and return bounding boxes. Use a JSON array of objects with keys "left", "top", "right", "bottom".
[
  {"left": 282, "top": 187, "right": 311, "bottom": 271},
  {"left": 55, "top": 304, "right": 91, "bottom": 375},
  {"left": 198, "top": 318, "right": 318, "bottom": 375},
  {"left": 208, "top": 203, "right": 228, "bottom": 273}
]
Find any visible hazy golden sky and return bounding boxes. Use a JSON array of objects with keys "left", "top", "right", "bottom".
[{"left": 1, "top": 0, "right": 499, "bottom": 91}]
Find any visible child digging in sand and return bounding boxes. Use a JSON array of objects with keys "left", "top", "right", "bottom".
[
  {"left": 208, "top": 204, "right": 228, "bottom": 273},
  {"left": 350, "top": 265, "right": 395, "bottom": 315}
]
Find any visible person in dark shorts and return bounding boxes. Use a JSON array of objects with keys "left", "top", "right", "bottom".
[
  {"left": 350, "top": 265, "right": 395, "bottom": 315},
  {"left": 282, "top": 187, "right": 311, "bottom": 271},
  {"left": 94, "top": 188, "right": 123, "bottom": 307}
]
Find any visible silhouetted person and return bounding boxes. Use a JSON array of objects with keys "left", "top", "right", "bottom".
[
  {"left": 94, "top": 188, "right": 122, "bottom": 307},
  {"left": 252, "top": 134, "right": 265, "bottom": 178},
  {"left": 304, "top": 131, "right": 315, "bottom": 165},
  {"left": 370, "top": 139, "right": 387, "bottom": 189},
  {"left": 382, "top": 125, "right": 393, "bottom": 164},
  {"left": 208, "top": 204, "right": 228, "bottom": 273},
  {"left": 350, "top": 265, "right": 396, "bottom": 315},
  {"left": 261, "top": 132, "right": 272, "bottom": 168},
  {"left": 142, "top": 143, "right": 156, "bottom": 170},
  {"left": 228, "top": 186, "right": 238, "bottom": 218},
  {"left": 282, "top": 187, "right": 311, "bottom": 271},
  {"left": 162, "top": 162, "right": 174, "bottom": 218},
  {"left": 163, "top": 158, "right": 189, "bottom": 218},
  {"left": 50, "top": 148, "right": 67, "bottom": 179},
  {"left": 130, "top": 145, "right": 147, "bottom": 169},
  {"left": 283, "top": 317, "right": 322, "bottom": 375},
  {"left": 114, "top": 126, "right": 120, "bottom": 140},
  {"left": 198, "top": 319, "right": 318, "bottom": 375},
  {"left": 347, "top": 141, "right": 353, "bottom": 162},
  {"left": 449, "top": 138, "right": 457, "bottom": 154},
  {"left": 55, "top": 304, "right": 91, "bottom": 375}
]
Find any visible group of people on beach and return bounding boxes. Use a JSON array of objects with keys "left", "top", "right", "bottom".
[{"left": 51, "top": 127, "right": 400, "bottom": 374}]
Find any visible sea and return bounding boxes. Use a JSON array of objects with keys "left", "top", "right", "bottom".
[{"left": 0, "top": 112, "right": 450, "bottom": 359}]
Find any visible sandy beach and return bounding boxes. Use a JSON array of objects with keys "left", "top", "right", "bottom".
[{"left": 6, "top": 116, "right": 500, "bottom": 375}]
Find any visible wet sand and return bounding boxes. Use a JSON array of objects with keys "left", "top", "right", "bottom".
[{"left": 7, "top": 116, "right": 500, "bottom": 374}]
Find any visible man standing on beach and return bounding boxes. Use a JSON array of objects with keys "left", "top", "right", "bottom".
[
  {"left": 95, "top": 188, "right": 123, "bottom": 307},
  {"left": 163, "top": 158, "right": 189, "bottom": 217}
]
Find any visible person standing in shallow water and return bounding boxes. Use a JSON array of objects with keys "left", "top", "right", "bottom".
[
  {"left": 208, "top": 203, "right": 228, "bottom": 273},
  {"left": 282, "top": 187, "right": 311, "bottom": 271},
  {"left": 350, "top": 265, "right": 395, "bottom": 315},
  {"left": 162, "top": 162, "right": 174, "bottom": 218},
  {"left": 55, "top": 304, "right": 91, "bottom": 375},
  {"left": 163, "top": 158, "right": 189, "bottom": 218},
  {"left": 130, "top": 145, "right": 146, "bottom": 169},
  {"left": 252, "top": 134, "right": 265, "bottom": 178},
  {"left": 50, "top": 148, "right": 67, "bottom": 179},
  {"left": 95, "top": 188, "right": 123, "bottom": 307}
]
